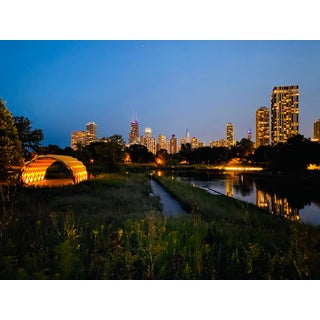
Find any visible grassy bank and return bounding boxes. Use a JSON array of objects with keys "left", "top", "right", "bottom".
[{"left": 1, "top": 173, "right": 320, "bottom": 279}]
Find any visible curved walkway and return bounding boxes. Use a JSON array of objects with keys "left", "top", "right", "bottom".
[{"left": 150, "top": 179, "right": 187, "bottom": 216}]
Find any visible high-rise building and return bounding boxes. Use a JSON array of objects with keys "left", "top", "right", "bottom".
[
  {"left": 314, "top": 119, "right": 320, "bottom": 142},
  {"left": 128, "top": 119, "right": 140, "bottom": 145},
  {"left": 186, "top": 129, "right": 190, "bottom": 144},
  {"left": 86, "top": 122, "right": 97, "bottom": 145},
  {"left": 271, "top": 85, "right": 299, "bottom": 145},
  {"left": 210, "top": 139, "right": 226, "bottom": 148},
  {"left": 247, "top": 129, "right": 253, "bottom": 141},
  {"left": 191, "top": 137, "right": 199, "bottom": 149},
  {"left": 169, "top": 134, "right": 178, "bottom": 154},
  {"left": 157, "top": 134, "right": 168, "bottom": 152},
  {"left": 71, "top": 130, "right": 86, "bottom": 150},
  {"left": 256, "top": 106, "right": 270, "bottom": 148},
  {"left": 226, "top": 122, "right": 234, "bottom": 148},
  {"left": 141, "top": 127, "right": 156, "bottom": 154}
]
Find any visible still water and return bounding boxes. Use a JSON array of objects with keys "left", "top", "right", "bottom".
[{"left": 171, "top": 171, "right": 320, "bottom": 226}]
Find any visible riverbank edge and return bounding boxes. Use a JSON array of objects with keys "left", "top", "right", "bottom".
[{"left": 150, "top": 174, "right": 288, "bottom": 228}]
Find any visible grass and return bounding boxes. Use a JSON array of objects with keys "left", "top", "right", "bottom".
[{"left": 1, "top": 172, "right": 320, "bottom": 279}]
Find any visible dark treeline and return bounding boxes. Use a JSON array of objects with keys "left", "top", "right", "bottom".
[{"left": 40, "top": 134, "right": 320, "bottom": 175}]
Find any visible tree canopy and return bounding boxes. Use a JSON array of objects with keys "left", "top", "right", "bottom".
[
  {"left": 0, "top": 98, "right": 23, "bottom": 181},
  {"left": 13, "top": 116, "right": 44, "bottom": 161}
]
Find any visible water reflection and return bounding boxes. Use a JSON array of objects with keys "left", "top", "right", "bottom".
[{"left": 169, "top": 170, "right": 320, "bottom": 225}]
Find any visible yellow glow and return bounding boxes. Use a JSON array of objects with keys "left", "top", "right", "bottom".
[
  {"left": 21, "top": 155, "right": 88, "bottom": 186},
  {"left": 307, "top": 164, "right": 320, "bottom": 170}
]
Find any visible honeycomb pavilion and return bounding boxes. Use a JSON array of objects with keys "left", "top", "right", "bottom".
[{"left": 21, "top": 154, "right": 88, "bottom": 186}]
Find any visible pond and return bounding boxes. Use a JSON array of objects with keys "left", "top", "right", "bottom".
[{"left": 158, "top": 170, "right": 320, "bottom": 226}]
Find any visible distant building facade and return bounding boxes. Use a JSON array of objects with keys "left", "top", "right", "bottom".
[
  {"left": 210, "top": 139, "right": 226, "bottom": 148},
  {"left": 157, "top": 134, "right": 168, "bottom": 152},
  {"left": 141, "top": 127, "right": 156, "bottom": 154},
  {"left": 256, "top": 106, "right": 270, "bottom": 148},
  {"left": 71, "top": 130, "right": 86, "bottom": 150},
  {"left": 271, "top": 85, "right": 299, "bottom": 145},
  {"left": 226, "top": 122, "right": 234, "bottom": 148},
  {"left": 169, "top": 134, "right": 178, "bottom": 154},
  {"left": 128, "top": 119, "right": 140, "bottom": 145},
  {"left": 314, "top": 119, "right": 320, "bottom": 142},
  {"left": 86, "top": 122, "right": 97, "bottom": 145}
]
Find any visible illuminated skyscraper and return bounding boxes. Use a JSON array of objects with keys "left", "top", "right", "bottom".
[
  {"left": 271, "top": 85, "right": 299, "bottom": 145},
  {"left": 86, "top": 122, "right": 97, "bottom": 145},
  {"left": 191, "top": 137, "right": 199, "bottom": 149},
  {"left": 169, "top": 134, "right": 178, "bottom": 154},
  {"left": 128, "top": 118, "right": 140, "bottom": 145},
  {"left": 314, "top": 119, "right": 320, "bottom": 142},
  {"left": 141, "top": 127, "right": 156, "bottom": 154},
  {"left": 226, "top": 122, "right": 234, "bottom": 148},
  {"left": 256, "top": 106, "right": 270, "bottom": 148},
  {"left": 71, "top": 130, "right": 86, "bottom": 150},
  {"left": 157, "top": 134, "right": 168, "bottom": 152}
]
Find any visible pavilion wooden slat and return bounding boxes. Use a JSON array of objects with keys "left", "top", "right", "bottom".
[{"left": 21, "top": 154, "right": 88, "bottom": 185}]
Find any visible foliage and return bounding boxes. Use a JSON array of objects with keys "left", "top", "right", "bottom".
[
  {"left": 1, "top": 173, "right": 320, "bottom": 279},
  {"left": 126, "top": 144, "right": 154, "bottom": 163},
  {"left": 252, "top": 135, "right": 320, "bottom": 172},
  {"left": 13, "top": 116, "right": 44, "bottom": 161},
  {"left": 0, "top": 98, "right": 23, "bottom": 181}
]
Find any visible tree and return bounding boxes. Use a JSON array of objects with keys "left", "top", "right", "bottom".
[
  {"left": 13, "top": 116, "right": 44, "bottom": 160},
  {"left": 231, "top": 138, "right": 254, "bottom": 159},
  {"left": 155, "top": 149, "right": 169, "bottom": 166},
  {"left": 0, "top": 98, "right": 23, "bottom": 181},
  {"left": 127, "top": 144, "right": 154, "bottom": 163}
]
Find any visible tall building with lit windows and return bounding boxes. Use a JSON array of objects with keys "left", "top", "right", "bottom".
[
  {"left": 157, "top": 134, "right": 168, "bottom": 152},
  {"left": 226, "top": 122, "right": 234, "bottom": 148},
  {"left": 141, "top": 127, "right": 156, "bottom": 154},
  {"left": 271, "top": 85, "right": 299, "bottom": 145},
  {"left": 256, "top": 106, "right": 270, "bottom": 148},
  {"left": 128, "top": 118, "right": 140, "bottom": 145},
  {"left": 71, "top": 130, "right": 86, "bottom": 150},
  {"left": 86, "top": 122, "right": 97, "bottom": 145},
  {"left": 314, "top": 119, "right": 320, "bottom": 142},
  {"left": 169, "top": 134, "right": 178, "bottom": 154}
]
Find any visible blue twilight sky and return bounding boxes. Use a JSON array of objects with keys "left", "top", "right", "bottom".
[{"left": 1, "top": 40, "right": 320, "bottom": 148}]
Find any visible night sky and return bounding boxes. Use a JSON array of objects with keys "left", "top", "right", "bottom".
[{"left": 1, "top": 40, "right": 320, "bottom": 148}]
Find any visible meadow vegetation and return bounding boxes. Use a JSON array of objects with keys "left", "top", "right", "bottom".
[{"left": 1, "top": 173, "right": 320, "bottom": 279}]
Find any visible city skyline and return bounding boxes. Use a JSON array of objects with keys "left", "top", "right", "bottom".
[{"left": 1, "top": 41, "right": 320, "bottom": 148}]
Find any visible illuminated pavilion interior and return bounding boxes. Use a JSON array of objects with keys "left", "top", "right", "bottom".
[{"left": 21, "top": 155, "right": 88, "bottom": 185}]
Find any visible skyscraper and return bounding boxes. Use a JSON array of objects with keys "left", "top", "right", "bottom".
[
  {"left": 226, "top": 122, "right": 234, "bottom": 148},
  {"left": 71, "top": 130, "right": 86, "bottom": 150},
  {"left": 157, "top": 134, "right": 168, "bottom": 152},
  {"left": 256, "top": 106, "right": 270, "bottom": 148},
  {"left": 86, "top": 122, "right": 97, "bottom": 145},
  {"left": 169, "top": 134, "right": 178, "bottom": 154},
  {"left": 314, "top": 119, "right": 320, "bottom": 142},
  {"left": 271, "top": 85, "right": 299, "bottom": 145},
  {"left": 128, "top": 118, "right": 140, "bottom": 145},
  {"left": 141, "top": 127, "right": 156, "bottom": 154}
]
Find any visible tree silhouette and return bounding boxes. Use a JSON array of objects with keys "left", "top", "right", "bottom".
[{"left": 0, "top": 98, "right": 22, "bottom": 181}]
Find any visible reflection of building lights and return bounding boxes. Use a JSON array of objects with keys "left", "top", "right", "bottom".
[
  {"left": 271, "top": 195, "right": 300, "bottom": 222},
  {"left": 219, "top": 166, "right": 263, "bottom": 171}
]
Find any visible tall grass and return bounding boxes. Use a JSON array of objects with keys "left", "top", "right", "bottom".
[{"left": 1, "top": 173, "right": 320, "bottom": 279}]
